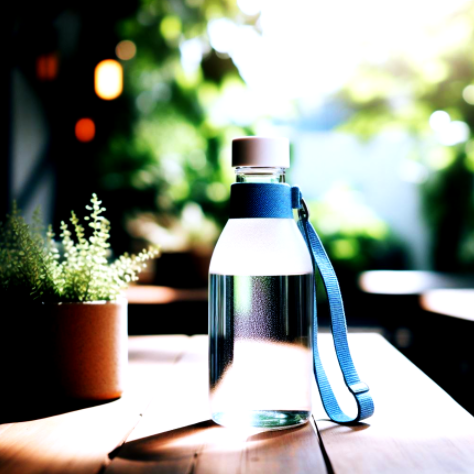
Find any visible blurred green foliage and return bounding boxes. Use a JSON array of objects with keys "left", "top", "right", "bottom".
[
  {"left": 307, "top": 184, "right": 405, "bottom": 274},
  {"left": 99, "top": 0, "right": 402, "bottom": 274},
  {"left": 337, "top": 3, "right": 474, "bottom": 271},
  {"left": 100, "top": 0, "right": 256, "bottom": 251}
]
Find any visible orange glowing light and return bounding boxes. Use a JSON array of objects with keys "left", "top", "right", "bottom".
[
  {"left": 36, "top": 53, "right": 59, "bottom": 81},
  {"left": 116, "top": 40, "right": 137, "bottom": 60},
  {"left": 94, "top": 59, "right": 123, "bottom": 100},
  {"left": 75, "top": 118, "right": 96, "bottom": 143}
]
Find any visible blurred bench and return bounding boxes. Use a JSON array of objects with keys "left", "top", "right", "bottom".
[
  {"left": 420, "top": 288, "right": 474, "bottom": 322},
  {"left": 359, "top": 270, "right": 474, "bottom": 295},
  {"left": 125, "top": 285, "right": 208, "bottom": 335},
  {"left": 126, "top": 285, "right": 208, "bottom": 305},
  {"left": 359, "top": 270, "right": 474, "bottom": 415},
  {"left": 419, "top": 288, "right": 474, "bottom": 414},
  {"left": 358, "top": 270, "right": 474, "bottom": 345}
]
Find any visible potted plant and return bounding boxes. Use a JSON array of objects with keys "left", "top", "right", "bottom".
[{"left": 0, "top": 195, "right": 158, "bottom": 402}]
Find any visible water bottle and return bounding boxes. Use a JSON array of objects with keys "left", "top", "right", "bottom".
[{"left": 209, "top": 137, "right": 314, "bottom": 430}]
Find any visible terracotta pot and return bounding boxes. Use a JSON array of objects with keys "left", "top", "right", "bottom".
[{"left": 49, "top": 299, "right": 128, "bottom": 400}]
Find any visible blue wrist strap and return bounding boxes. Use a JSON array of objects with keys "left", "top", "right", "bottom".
[
  {"left": 230, "top": 182, "right": 374, "bottom": 424},
  {"left": 291, "top": 186, "right": 374, "bottom": 424}
]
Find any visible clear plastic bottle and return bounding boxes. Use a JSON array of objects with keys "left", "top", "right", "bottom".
[{"left": 209, "top": 137, "right": 314, "bottom": 430}]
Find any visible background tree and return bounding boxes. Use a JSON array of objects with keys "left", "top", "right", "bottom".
[
  {"left": 337, "top": 3, "right": 474, "bottom": 271},
  {"left": 99, "top": 0, "right": 258, "bottom": 254}
]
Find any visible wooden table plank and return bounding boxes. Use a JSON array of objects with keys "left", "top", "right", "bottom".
[
  {"left": 3, "top": 333, "right": 473, "bottom": 473},
  {"left": 106, "top": 336, "right": 211, "bottom": 474},
  {"left": 0, "top": 335, "right": 190, "bottom": 474},
  {"left": 314, "top": 333, "right": 474, "bottom": 474},
  {"left": 0, "top": 426, "right": 12, "bottom": 437},
  {"left": 107, "top": 336, "right": 327, "bottom": 474},
  {"left": 110, "top": 419, "right": 327, "bottom": 474},
  {"left": 420, "top": 289, "right": 474, "bottom": 322},
  {"left": 126, "top": 336, "right": 211, "bottom": 442},
  {"left": 109, "top": 334, "right": 474, "bottom": 474}
]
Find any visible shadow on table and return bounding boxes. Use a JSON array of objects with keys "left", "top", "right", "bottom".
[
  {"left": 109, "top": 419, "right": 309, "bottom": 464},
  {"left": 316, "top": 421, "right": 371, "bottom": 434}
]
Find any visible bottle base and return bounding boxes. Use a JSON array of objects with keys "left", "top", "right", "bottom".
[{"left": 212, "top": 410, "right": 310, "bottom": 431}]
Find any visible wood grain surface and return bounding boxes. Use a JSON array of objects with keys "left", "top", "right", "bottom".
[
  {"left": 1, "top": 333, "right": 474, "bottom": 473},
  {"left": 314, "top": 334, "right": 474, "bottom": 474},
  {"left": 0, "top": 335, "right": 190, "bottom": 474},
  {"left": 106, "top": 337, "right": 327, "bottom": 474},
  {"left": 107, "top": 334, "right": 474, "bottom": 474}
]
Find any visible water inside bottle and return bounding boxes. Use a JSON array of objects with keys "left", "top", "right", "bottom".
[{"left": 209, "top": 273, "right": 313, "bottom": 430}]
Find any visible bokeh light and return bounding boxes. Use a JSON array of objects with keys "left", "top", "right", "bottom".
[
  {"left": 429, "top": 111, "right": 451, "bottom": 132},
  {"left": 438, "top": 121, "right": 470, "bottom": 146},
  {"left": 116, "top": 40, "right": 137, "bottom": 61},
  {"left": 94, "top": 60, "right": 123, "bottom": 100},
  {"left": 237, "top": 0, "right": 263, "bottom": 16},
  {"left": 160, "top": 16, "right": 182, "bottom": 42},
  {"left": 75, "top": 118, "right": 96, "bottom": 142},
  {"left": 429, "top": 111, "right": 469, "bottom": 146},
  {"left": 462, "top": 85, "right": 474, "bottom": 105},
  {"left": 180, "top": 38, "right": 204, "bottom": 74},
  {"left": 36, "top": 53, "right": 59, "bottom": 81}
]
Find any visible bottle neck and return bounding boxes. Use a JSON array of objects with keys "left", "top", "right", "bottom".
[{"left": 235, "top": 167, "right": 286, "bottom": 184}]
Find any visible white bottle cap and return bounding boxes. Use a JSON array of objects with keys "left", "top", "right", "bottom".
[{"left": 232, "top": 136, "right": 290, "bottom": 168}]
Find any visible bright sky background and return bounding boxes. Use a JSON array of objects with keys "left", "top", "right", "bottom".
[{"left": 205, "top": 0, "right": 472, "bottom": 120}]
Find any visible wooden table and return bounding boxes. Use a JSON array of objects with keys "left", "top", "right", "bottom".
[
  {"left": 359, "top": 270, "right": 474, "bottom": 295},
  {"left": 420, "top": 288, "right": 474, "bottom": 322},
  {"left": 1, "top": 334, "right": 474, "bottom": 473}
]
